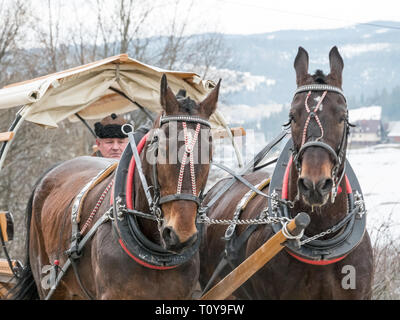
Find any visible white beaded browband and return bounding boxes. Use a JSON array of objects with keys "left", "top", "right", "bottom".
[
  {"left": 160, "top": 115, "right": 211, "bottom": 127},
  {"left": 295, "top": 84, "right": 345, "bottom": 100}
]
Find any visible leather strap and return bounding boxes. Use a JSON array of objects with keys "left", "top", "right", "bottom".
[
  {"left": 295, "top": 84, "right": 345, "bottom": 100},
  {"left": 159, "top": 193, "right": 201, "bottom": 206}
]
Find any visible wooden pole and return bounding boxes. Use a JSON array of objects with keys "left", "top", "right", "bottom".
[
  {"left": 0, "top": 212, "right": 9, "bottom": 242},
  {"left": 0, "top": 132, "right": 14, "bottom": 143},
  {"left": 200, "top": 212, "right": 310, "bottom": 300}
]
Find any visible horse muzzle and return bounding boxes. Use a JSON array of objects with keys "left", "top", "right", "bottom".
[
  {"left": 298, "top": 176, "right": 333, "bottom": 207},
  {"left": 161, "top": 226, "right": 198, "bottom": 254}
]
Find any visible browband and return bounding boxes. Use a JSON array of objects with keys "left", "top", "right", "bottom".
[
  {"left": 160, "top": 115, "right": 211, "bottom": 128},
  {"left": 295, "top": 84, "right": 345, "bottom": 100}
]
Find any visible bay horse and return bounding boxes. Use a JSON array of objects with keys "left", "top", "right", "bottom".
[
  {"left": 11, "top": 74, "right": 220, "bottom": 299},
  {"left": 200, "top": 47, "right": 373, "bottom": 299}
]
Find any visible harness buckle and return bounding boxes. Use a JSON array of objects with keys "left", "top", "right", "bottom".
[
  {"left": 354, "top": 191, "right": 366, "bottom": 218},
  {"left": 66, "top": 232, "right": 82, "bottom": 261},
  {"left": 197, "top": 206, "right": 209, "bottom": 222},
  {"left": 115, "top": 197, "right": 126, "bottom": 221}
]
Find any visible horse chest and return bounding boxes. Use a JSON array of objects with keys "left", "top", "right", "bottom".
[
  {"left": 250, "top": 250, "right": 368, "bottom": 299},
  {"left": 93, "top": 227, "right": 199, "bottom": 299}
]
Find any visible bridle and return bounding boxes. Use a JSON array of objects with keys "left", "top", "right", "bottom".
[
  {"left": 123, "top": 114, "right": 212, "bottom": 225},
  {"left": 150, "top": 114, "right": 211, "bottom": 219},
  {"left": 290, "top": 84, "right": 353, "bottom": 203},
  {"left": 110, "top": 114, "right": 212, "bottom": 270}
]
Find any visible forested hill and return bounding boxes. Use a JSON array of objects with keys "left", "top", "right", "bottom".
[{"left": 219, "top": 21, "right": 400, "bottom": 121}]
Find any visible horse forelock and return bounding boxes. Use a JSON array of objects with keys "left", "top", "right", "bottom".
[
  {"left": 312, "top": 69, "right": 327, "bottom": 84},
  {"left": 177, "top": 96, "right": 198, "bottom": 115}
]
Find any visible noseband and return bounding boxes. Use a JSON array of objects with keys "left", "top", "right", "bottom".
[{"left": 291, "top": 84, "right": 350, "bottom": 202}]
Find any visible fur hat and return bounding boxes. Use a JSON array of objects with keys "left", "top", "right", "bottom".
[{"left": 94, "top": 113, "right": 130, "bottom": 139}]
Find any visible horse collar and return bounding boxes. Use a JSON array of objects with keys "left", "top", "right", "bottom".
[{"left": 268, "top": 139, "right": 367, "bottom": 265}]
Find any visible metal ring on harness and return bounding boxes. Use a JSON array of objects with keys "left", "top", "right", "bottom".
[
  {"left": 121, "top": 123, "right": 134, "bottom": 135},
  {"left": 282, "top": 221, "right": 304, "bottom": 240}
]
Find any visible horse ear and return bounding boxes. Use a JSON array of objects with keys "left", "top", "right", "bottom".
[
  {"left": 200, "top": 79, "right": 221, "bottom": 118},
  {"left": 294, "top": 47, "right": 309, "bottom": 86},
  {"left": 328, "top": 46, "right": 344, "bottom": 87},
  {"left": 160, "top": 74, "right": 179, "bottom": 114}
]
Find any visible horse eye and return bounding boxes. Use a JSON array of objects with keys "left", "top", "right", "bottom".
[
  {"left": 339, "top": 114, "right": 347, "bottom": 123},
  {"left": 283, "top": 115, "right": 293, "bottom": 127}
]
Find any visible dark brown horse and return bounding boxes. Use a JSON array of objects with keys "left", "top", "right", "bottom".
[
  {"left": 11, "top": 74, "right": 220, "bottom": 299},
  {"left": 200, "top": 47, "right": 373, "bottom": 299}
]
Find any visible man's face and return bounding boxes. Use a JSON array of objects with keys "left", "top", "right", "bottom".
[{"left": 96, "top": 138, "right": 128, "bottom": 159}]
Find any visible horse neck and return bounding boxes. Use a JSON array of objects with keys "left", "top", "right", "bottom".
[
  {"left": 133, "top": 144, "right": 161, "bottom": 244},
  {"left": 287, "top": 166, "right": 348, "bottom": 237}
]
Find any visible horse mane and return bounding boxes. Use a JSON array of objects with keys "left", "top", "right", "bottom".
[
  {"left": 312, "top": 69, "right": 327, "bottom": 84},
  {"left": 176, "top": 89, "right": 197, "bottom": 114}
]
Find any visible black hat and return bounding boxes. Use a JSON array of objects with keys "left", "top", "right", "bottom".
[{"left": 94, "top": 113, "right": 130, "bottom": 139}]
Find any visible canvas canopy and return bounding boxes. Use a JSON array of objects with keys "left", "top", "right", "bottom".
[
  {"left": 0, "top": 54, "right": 243, "bottom": 170},
  {"left": 0, "top": 54, "right": 229, "bottom": 129}
]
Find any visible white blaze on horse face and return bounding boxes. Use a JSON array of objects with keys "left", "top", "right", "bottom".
[{"left": 314, "top": 96, "right": 323, "bottom": 111}]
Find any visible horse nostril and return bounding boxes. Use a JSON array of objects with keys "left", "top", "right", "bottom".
[
  {"left": 298, "top": 177, "right": 313, "bottom": 193},
  {"left": 318, "top": 178, "right": 333, "bottom": 193},
  {"left": 162, "top": 227, "right": 175, "bottom": 243},
  {"left": 162, "top": 226, "right": 183, "bottom": 249}
]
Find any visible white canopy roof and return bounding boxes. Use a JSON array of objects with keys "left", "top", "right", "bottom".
[{"left": 0, "top": 54, "right": 228, "bottom": 129}]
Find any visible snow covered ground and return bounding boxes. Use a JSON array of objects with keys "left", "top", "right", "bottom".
[
  {"left": 209, "top": 137, "right": 400, "bottom": 244},
  {"left": 347, "top": 144, "right": 400, "bottom": 244}
]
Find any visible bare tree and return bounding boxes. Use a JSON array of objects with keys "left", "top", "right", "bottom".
[
  {"left": 68, "top": 1, "right": 99, "bottom": 66},
  {"left": 0, "top": 0, "right": 31, "bottom": 86},
  {"left": 0, "top": 0, "right": 28, "bottom": 63},
  {"left": 32, "top": 0, "right": 70, "bottom": 73},
  {"left": 94, "top": 0, "right": 154, "bottom": 59},
  {"left": 152, "top": 0, "right": 195, "bottom": 70}
]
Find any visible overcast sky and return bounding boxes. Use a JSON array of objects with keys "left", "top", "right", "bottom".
[
  {"left": 186, "top": 0, "right": 400, "bottom": 35},
  {"left": 42, "top": 0, "right": 400, "bottom": 39}
]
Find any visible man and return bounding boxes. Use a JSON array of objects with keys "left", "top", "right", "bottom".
[
  {"left": 93, "top": 113, "right": 149, "bottom": 159},
  {"left": 93, "top": 113, "right": 129, "bottom": 159}
]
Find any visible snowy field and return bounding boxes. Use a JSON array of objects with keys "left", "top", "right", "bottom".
[
  {"left": 210, "top": 136, "right": 400, "bottom": 244},
  {"left": 347, "top": 144, "right": 400, "bottom": 244}
]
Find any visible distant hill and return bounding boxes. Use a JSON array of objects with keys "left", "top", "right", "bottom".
[{"left": 218, "top": 21, "right": 400, "bottom": 121}]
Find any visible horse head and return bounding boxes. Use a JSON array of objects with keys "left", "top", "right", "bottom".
[
  {"left": 149, "top": 74, "right": 220, "bottom": 253},
  {"left": 290, "top": 46, "right": 349, "bottom": 208}
]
